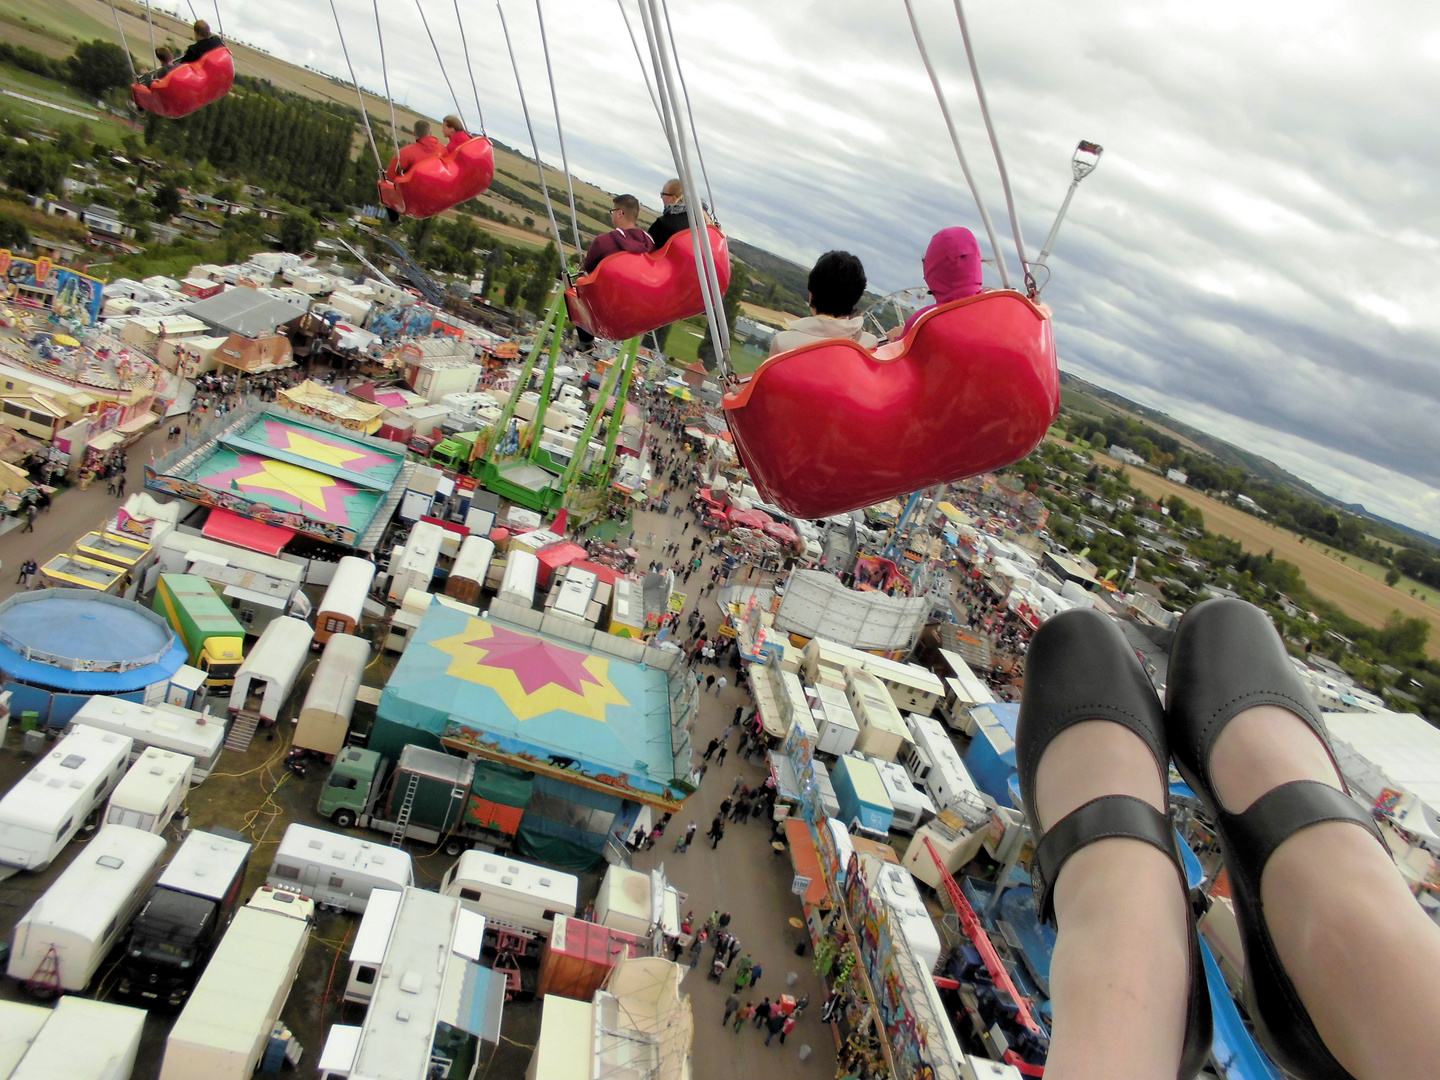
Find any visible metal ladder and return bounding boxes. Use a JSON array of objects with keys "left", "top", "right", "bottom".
[
  {"left": 390, "top": 772, "right": 421, "bottom": 847},
  {"left": 26, "top": 943, "right": 61, "bottom": 999}
]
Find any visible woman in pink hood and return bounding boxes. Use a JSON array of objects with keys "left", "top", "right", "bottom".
[{"left": 896, "top": 226, "right": 984, "bottom": 337}]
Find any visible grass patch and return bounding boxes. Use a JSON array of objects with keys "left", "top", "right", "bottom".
[
  {"left": 664, "top": 326, "right": 702, "bottom": 363},
  {"left": 1307, "top": 544, "right": 1440, "bottom": 609},
  {"left": 731, "top": 343, "right": 767, "bottom": 374}
]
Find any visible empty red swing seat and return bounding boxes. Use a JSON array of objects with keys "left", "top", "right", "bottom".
[
  {"left": 565, "top": 225, "right": 731, "bottom": 341},
  {"left": 130, "top": 47, "right": 235, "bottom": 119},
  {"left": 378, "top": 137, "right": 496, "bottom": 219},
  {"left": 722, "top": 290, "right": 1059, "bottom": 521}
]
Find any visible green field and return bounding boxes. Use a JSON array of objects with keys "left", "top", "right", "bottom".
[
  {"left": 0, "top": 60, "right": 136, "bottom": 144},
  {"left": 0, "top": 0, "right": 116, "bottom": 50},
  {"left": 1309, "top": 544, "right": 1440, "bottom": 610}
]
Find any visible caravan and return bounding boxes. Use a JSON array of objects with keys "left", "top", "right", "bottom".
[
  {"left": 70, "top": 696, "right": 225, "bottom": 780},
  {"left": 7, "top": 824, "right": 167, "bottom": 992},
  {"left": 903, "top": 712, "right": 991, "bottom": 824},
  {"left": 936, "top": 648, "right": 995, "bottom": 734},
  {"left": 314, "top": 557, "right": 375, "bottom": 645},
  {"left": 228, "top": 617, "right": 315, "bottom": 725},
  {"left": 439, "top": 851, "right": 578, "bottom": 938},
  {"left": 498, "top": 549, "right": 540, "bottom": 608},
  {"left": 387, "top": 521, "right": 445, "bottom": 601},
  {"left": 0, "top": 726, "right": 132, "bottom": 871},
  {"left": 105, "top": 747, "right": 193, "bottom": 833},
  {"left": 294, "top": 634, "right": 370, "bottom": 759},
  {"left": 267, "top": 823, "right": 414, "bottom": 913},
  {"left": 446, "top": 535, "right": 495, "bottom": 606}
]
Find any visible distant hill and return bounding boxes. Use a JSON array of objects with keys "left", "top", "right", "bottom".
[{"left": 1059, "top": 371, "right": 1440, "bottom": 548}]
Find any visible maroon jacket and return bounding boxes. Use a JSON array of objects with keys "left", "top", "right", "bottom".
[{"left": 582, "top": 227, "right": 654, "bottom": 274}]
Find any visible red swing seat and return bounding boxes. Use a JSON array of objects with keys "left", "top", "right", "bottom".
[
  {"left": 565, "top": 225, "right": 731, "bottom": 341},
  {"left": 377, "top": 137, "right": 496, "bottom": 219},
  {"left": 130, "top": 47, "right": 235, "bottom": 119},
  {"left": 721, "top": 290, "right": 1059, "bottom": 520}
]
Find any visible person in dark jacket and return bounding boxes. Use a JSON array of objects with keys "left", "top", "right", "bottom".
[
  {"left": 180, "top": 20, "right": 224, "bottom": 65},
  {"left": 582, "top": 194, "right": 654, "bottom": 274}
]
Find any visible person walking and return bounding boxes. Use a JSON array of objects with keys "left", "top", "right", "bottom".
[
  {"left": 733, "top": 963, "right": 752, "bottom": 992},
  {"left": 733, "top": 1001, "right": 754, "bottom": 1034},
  {"left": 702, "top": 736, "right": 720, "bottom": 761},
  {"left": 753, "top": 998, "right": 772, "bottom": 1029},
  {"left": 116, "top": 471, "right": 127, "bottom": 497},
  {"left": 749, "top": 962, "right": 763, "bottom": 988},
  {"left": 676, "top": 820, "right": 697, "bottom": 852},
  {"left": 718, "top": 910, "right": 732, "bottom": 930},
  {"left": 21, "top": 505, "right": 36, "bottom": 532},
  {"left": 715, "top": 675, "right": 727, "bottom": 696},
  {"left": 735, "top": 952, "right": 753, "bottom": 984},
  {"left": 707, "top": 816, "right": 725, "bottom": 849},
  {"left": 722, "top": 993, "right": 741, "bottom": 1026},
  {"left": 764, "top": 1011, "right": 787, "bottom": 1046},
  {"left": 705, "top": 674, "right": 716, "bottom": 693},
  {"left": 779, "top": 1014, "right": 797, "bottom": 1045},
  {"left": 716, "top": 744, "right": 729, "bottom": 767}
]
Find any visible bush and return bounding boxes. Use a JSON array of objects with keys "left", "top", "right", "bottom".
[
  {"left": 67, "top": 41, "right": 134, "bottom": 99},
  {"left": 0, "top": 214, "right": 29, "bottom": 249}
]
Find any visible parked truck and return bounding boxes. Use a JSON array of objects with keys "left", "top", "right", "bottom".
[
  {"left": 116, "top": 828, "right": 252, "bottom": 1008},
  {"left": 157, "top": 886, "right": 314, "bottom": 1080},
  {"left": 318, "top": 745, "right": 516, "bottom": 857},
  {"left": 152, "top": 574, "right": 246, "bottom": 690},
  {"left": 831, "top": 753, "right": 895, "bottom": 840}
]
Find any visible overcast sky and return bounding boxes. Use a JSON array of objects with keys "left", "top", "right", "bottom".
[{"left": 219, "top": 0, "right": 1440, "bottom": 538}]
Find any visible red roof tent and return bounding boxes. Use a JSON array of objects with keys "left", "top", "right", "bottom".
[
  {"left": 762, "top": 521, "right": 800, "bottom": 549},
  {"left": 536, "top": 541, "right": 587, "bottom": 589},
  {"left": 203, "top": 507, "right": 295, "bottom": 556},
  {"left": 728, "top": 507, "right": 772, "bottom": 530}
]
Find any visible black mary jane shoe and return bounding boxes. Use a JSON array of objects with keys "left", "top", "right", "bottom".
[
  {"left": 1166, "top": 598, "right": 1389, "bottom": 1080},
  {"left": 1019, "top": 608, "right": 1213, "bottom": 1080}
]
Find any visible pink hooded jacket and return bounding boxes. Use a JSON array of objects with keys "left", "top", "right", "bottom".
[{"left": 899, "top": 227, "right": 984, "bottom": 336}]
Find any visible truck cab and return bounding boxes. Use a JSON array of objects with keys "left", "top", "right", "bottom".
[
  {"left": 318, "top": 748, "right": 386, "bottom": 828},
  {"left": 196, "top": 638, "right": 243, "bottom": 689}
]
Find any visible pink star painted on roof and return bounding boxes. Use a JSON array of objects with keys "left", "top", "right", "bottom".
[{"left": 468, "top": 624, "right": 602, "bottom": 696}]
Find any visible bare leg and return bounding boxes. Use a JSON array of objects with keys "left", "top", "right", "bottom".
[
  {"left": 1035, "top": 720, "right": 1190, "bottom": 1080},
  {"left": 1210, "top": 705, "right": 1440, "bottom": 1080}
]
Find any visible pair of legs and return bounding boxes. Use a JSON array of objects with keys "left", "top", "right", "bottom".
[{"left": 1040, "top": 708, "right": 1440, "bottom": 1079}]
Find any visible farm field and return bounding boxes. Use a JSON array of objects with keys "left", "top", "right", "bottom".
[{"left": 1085, "top": 447, "right": 1439, "bottom": 657}]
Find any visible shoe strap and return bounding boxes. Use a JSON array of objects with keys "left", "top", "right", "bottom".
[
  {"left": 1221, "top": 779, "right": 1386, "bottom": 882},
  {"left": 1033, "top": 794, "right": 1179, "bottom": 924}
]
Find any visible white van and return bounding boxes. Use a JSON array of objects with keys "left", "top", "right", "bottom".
[
  {"left": 7, "top": 824, "right": 166, "bottom": 992},
  {"left": 70, "top": 696, "right": 225, "bottom": 781},
  {"left": 105, "top": 747, "right": 193, "bottom": 834},
  {"left": 439, "top": 851, "right": 577, "bottom": 937},
  {"left": 267, "top": 823, "right": 414, "bottom": 913},
  {"left": 0, "top": 726, "right": 133, "bottom": 871}
]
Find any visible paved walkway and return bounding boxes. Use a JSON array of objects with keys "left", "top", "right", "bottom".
[
  {"left": 0, "top": 423, "right": 173, "bottom": 602},
  {"left": 623, "top": 417, "right": 838, "bottom": 1079}
]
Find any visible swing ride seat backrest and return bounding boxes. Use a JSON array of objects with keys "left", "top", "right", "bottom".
[
  {"left": 565, "top": 225, "right": 731, "bottom": 342},
  {"left": 377, "top": 136, "right": 496, "bottom": 219},
  {"left": 721, "top": 289, "right": 1059, "bottom": 521},
  {"left": 130, "top": 47, "right": 235, "bottom": 119}
]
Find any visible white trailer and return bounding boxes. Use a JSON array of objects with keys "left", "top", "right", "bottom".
[
  {"left": 70, "top": 696, "right": 226, "bottom": 781},
  {"left": 445, "top": 535, "right": 495, "bottom": 606},
  {"left": 813, "top": 682, "right": 861, "bottom": 757},
  {"left": 158, "top": 887, "right": 315, "bottom": 1080},
  {"left": 545, "top": 565, "right": 598, "bottom": 624},
  {"left": 0, "top": 726, "right": 133, "bottom": 871},
  {"left": 294, "top": 634, "right": 370, "bottom": 759},
  {"left": 340, "top": 887, "right": 493, "bottom": 1080},
  {"left": 228, "top": 616, "right": 315, "bottom": 724},
  {"left": 498, "top": 549, "right": 539, "bottom": 607},
  {"left": 937, "top": 648, "right": 995, "bottom": 734},
  {"left": 592, "top": 864, "right": 680, "bottom": 940},
  {"left": 156, "top": 530, "right": 304, "bottom": 596},
  {"left": 903, "top": 712, "right": 991, "bottom": 824},
  {"left": 7, "top": 824, "right": 166, "bottom": 992},
  {"left": 9, "top": 996, "right": 147, "bottom": 1080},
  {"left": 440, "top": 850, "right": 578, "bottom": 938},
  {"left": 267, "top": 823, "right": 413, "bottom": 913},
  {"left": 0, "top": 1001, "right": 49, "bottom": 1078},
  {"left": 105, "top": 748, "right": 193, "bottom": 833},
  {"left": 387, "top": 521, "right": 445, "bottom": 601},
  {"left": 872, "top": 758, "right": 937, "bottom": 833},
  {"left": 314, "top": 556, "right": 375, "bottom": 645}
]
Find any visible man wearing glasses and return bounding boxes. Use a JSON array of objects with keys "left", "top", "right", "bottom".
[{"left": 581, "top": 194, "right": 655, "bottom": 274}]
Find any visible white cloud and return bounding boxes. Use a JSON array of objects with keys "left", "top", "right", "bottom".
[{"left": 210, "top": 0, "right": 1440, "bottom": 537}]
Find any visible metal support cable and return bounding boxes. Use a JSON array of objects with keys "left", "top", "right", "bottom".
[
  {"left": 330, "top": 0, "right": 385, "bottom": 172},
  {"left": 615, "top": 0, "right": 663, "bottom": 124},
  {"left": 659, "top": 0, "right": 715, "bottom": 220},
  {"left": 639, "top": 0, "right": 730, "bottom": 374},
  {"left": 534, "top": 0, "right": 584, "bottom": 255},
  {"left": 141, "top": 0, "right": 156, "bottom": 59},
  {"left": 453, "top": 0, "right": 487, "bottom": 135},
  {"left": 373, "top": 0, "right": 401, "bottom": 157},
  {"left": 952, "top": 0, "right": 1030, "bottom": 289},
  {"left": 496, "top": 0, "right": 571, "bottom": 273},
  {"left": 901, "top": 0, "right": 1010, "bottom": 290},
  {"left": 415, "top": 0, "right": 466, "bottom": 129},
  {"left": 211, "top": 0, "right": 224, "bottom": 36},
  {"left": 106, "top": 0, "right": 138, "bottom": 83}
]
